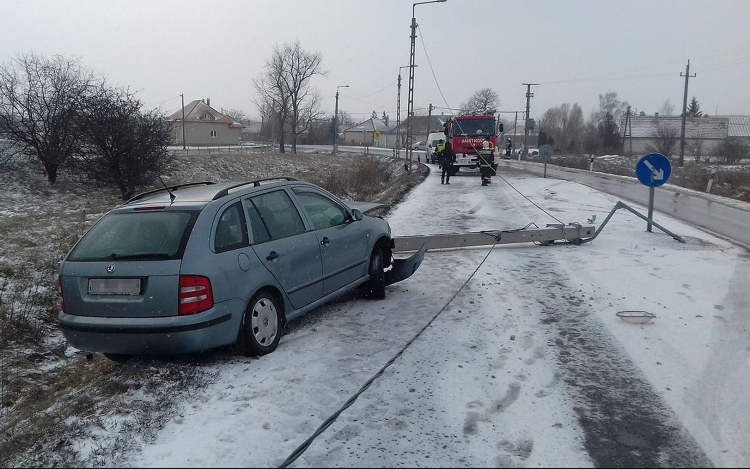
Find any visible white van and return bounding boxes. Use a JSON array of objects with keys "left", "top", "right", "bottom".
[{"left": 425, "top": 132, "right": 446, "bottom": 164}]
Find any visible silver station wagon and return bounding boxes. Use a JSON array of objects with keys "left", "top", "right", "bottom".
[{"left": 57, "top": 178, "right": 424, "bottom": 361}]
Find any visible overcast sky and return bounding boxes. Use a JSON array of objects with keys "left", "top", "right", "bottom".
[{"left": 2, "top": 0, "right": 750, "bottom": 123}]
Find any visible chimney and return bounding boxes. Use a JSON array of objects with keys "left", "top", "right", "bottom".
[
  {"left": 384, "top": 115, "right": 389, "bottom": 126},
  {"left": 207, "top": 98, "right": 211, "bottom": 107}
]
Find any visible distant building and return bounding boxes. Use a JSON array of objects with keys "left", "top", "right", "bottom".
[
  {"left": 166, "top": 99, "right": 245, "bottom": 146},
  {"left": 727, "top": 115, "right": 750, "bottom": 146},
  {"left": 621, "top": 114, "right": 729, "bottom": 155},
  {"left": 382, "top": 115, "right": 447, "bottom": 149},
  {"left": 343, "top": 116, "right": 391, "bottom": 147}
]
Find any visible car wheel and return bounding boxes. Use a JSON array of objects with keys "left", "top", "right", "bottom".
[
  {"left": 241, "top": 290, "right": 282, "bottom": 357},
  {"left": 103, "top": 353, "right": 131, "bottom": 363},
  {"left": 365, "top": 248, "right": 386, "bottom": 299}
]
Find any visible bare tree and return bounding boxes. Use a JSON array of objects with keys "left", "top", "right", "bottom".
[
  {"left": 659, "top": 99, "right": 675, "bottom": 116},
  {"left": 253, "top": 47, "right": 291, "bottom": 153},
  {"left": 220, "top": 108, "right": 248, "bottom": 124},
  {"left": 253, "top": 42, "right": 326, "bottom": 154},
  {"left": 281, "top": 42, "right": 326, "bottom": 153},
  {"left": 593, "top": 91, "right": 629, "bottom": 126},
  {"left": 75, "top": 86, "right": 175, "bottom": 200},
  {"left": 0, "top": 52, "right": 99, "bottom": 184},
  {"left": 459, "top": 88, "right": 499, "bottom": 114},
  {"left": 539, "top": 103, "right": 584, "bottom": 153},
  {"left": 646, "top": 117, "right": 679, "bottom": 158},
  {"left": 687, "top": 133, "right": 705, "bottom": 163}
]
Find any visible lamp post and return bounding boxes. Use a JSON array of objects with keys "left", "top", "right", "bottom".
[
  {"left": 406, "top": 0, "right": 447, "bottom": 173},
  {"left": 397, "top": 64, "right": 417, "bottom": 159},
  {"left": 333, "top": 85, "right": 349, "bottom": 155}
]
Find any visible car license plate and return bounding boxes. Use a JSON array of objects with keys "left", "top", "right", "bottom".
[{"left": 88, "top": 278, "right": 141, "bottom": 296}]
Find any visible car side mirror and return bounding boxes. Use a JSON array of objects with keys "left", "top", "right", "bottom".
[{"left": 351, "top": 209, "right": 363, "bottom": 221}]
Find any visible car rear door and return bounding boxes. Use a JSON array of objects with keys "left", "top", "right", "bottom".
[{"left": 244, "top": 190, "right": 324, "bottom": 309}]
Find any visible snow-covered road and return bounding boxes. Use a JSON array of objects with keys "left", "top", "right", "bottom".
[{"left": 125, "top": 165, "right": 749, "bottom": 468}]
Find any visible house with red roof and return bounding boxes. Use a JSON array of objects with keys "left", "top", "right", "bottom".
[{"left": 166, "top": 98, "right": 245, "bottom": 146}]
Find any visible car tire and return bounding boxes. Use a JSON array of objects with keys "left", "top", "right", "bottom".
[
  {"left": 241, "top": 290, "right": 282, "bottom": 357},
  {"left": 103, "top": 353, "right": 131, "bottom": 363},
  {"left": 365, "top": 248, "right": 386, "bottom": 300}
]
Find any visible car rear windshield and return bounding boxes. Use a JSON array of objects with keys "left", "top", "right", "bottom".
[{"left": 67, "top": 210, "right": 199, "bottom": 261}]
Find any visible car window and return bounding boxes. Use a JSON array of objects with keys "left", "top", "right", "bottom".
[
  {"left": 242, "top": 198, "right": 271, "bottom": 245},
  {"left": 294, "top": 190, "right": 347, "bottom": 230},
  {"left": 214, "top": 202, "right": 249, "bottom": 253},
  {"left": 67, "top": 211, "right": 198, "bottom": 261},
  {"left": 248, "top": 190, "right": 305, "bottom": 240}
]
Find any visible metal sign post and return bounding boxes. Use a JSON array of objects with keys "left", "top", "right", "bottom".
[{"left": 635, "top": 153, "right": 672, "bottom": 233}]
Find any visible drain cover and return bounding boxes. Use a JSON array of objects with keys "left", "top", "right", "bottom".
[{"left": 616, "top": 310, "right": 656, "bottom": 324}]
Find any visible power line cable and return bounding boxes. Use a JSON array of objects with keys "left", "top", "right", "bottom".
[
  {"left": 277, "top": 240, "right": 500, "bottom": 468},
  {"left": 346, "top": 80, "right": 398, "bottom": 99}
]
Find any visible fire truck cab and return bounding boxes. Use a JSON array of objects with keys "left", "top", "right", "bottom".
[{"left": 445, "top": 114, "right": 498, "bottom": 175}]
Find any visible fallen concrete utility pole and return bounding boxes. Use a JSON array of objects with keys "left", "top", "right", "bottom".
[
  {"left": 392, "top": 200, "right": 685, "bottom": 254},
  {"left": 393, "top": 224, "right": 596, "bottom": 253}
]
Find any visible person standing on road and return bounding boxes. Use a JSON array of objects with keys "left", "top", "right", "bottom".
[
  {"left": 505, "top": 137, "right": 512, "bottom": 158},
  {"left": 479, "top": 137, "right": 495, "bottom": 186},
  {"left": 440, "top": 141, "right": 456, "bottom": 184}
]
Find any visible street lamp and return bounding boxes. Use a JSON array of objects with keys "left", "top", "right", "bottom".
[
  {"left": 397, "top": 64, "right": 417, "bottom": 158},
  {"left": 406, "top": 0, "right": 447, "bottom": 173},
  {"left": 333, "top": 85, "right": 349, "bottom": 155}
]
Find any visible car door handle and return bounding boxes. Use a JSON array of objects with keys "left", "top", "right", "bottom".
[
  {"left": 320, "top": 237, "right": 330, "bottom": 247},
  {"left": 266, "top": 251, "right": 279, "bottom": 261}
]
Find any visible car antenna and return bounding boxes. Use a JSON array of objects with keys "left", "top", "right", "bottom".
[{"left": 158, "top": 176, "right": 176, "bottom": 203}]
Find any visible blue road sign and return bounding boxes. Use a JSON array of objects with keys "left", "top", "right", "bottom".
[{"left": 636, "top": 153, "right": 672, "bottom": 187}]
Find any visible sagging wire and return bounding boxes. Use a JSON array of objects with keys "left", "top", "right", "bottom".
[
  {"left": 277, "top": 241, "right": 500, "bottom": 468},
  {"left": 416, "top": 24, "right": 565, "bottom": 232}
]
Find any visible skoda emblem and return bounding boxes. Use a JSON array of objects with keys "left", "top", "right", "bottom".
[{"left": 106, "top": 264, "right": 116, "bottom": 274}]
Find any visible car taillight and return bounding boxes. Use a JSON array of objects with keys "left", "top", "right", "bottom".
[
  {"left": 179, "top": 275, "right": 214, "bottom": 315},
  {"left": 57, "top": 276, "right": 66, "bottom": 314}
]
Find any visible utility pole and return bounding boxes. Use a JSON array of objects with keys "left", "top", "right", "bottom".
[
  {"left": 678, "top": 59, "right": 696, "bottom": 167},
  {"left": 427, "top": 103, "right": 433, "bottom": 137},
  {"left": 396, "top": 65, "right": 415, "bottom": 159},
  {"left": 333, "top": 85, "right": 349, "bottom": 155},
  {"left": 513, "top": 111, "right": 518, "bottom": 159},
  {"left": 180, "top": 93, "right": 186, "bottom": 150},
  {"left": 621, "top": 105, "right": 632, "bottom": 155},
  {"left": 521, "top": 83, "right": 538, "bottom": 158},
  {"left": 407, "top": 0, "right": 447, "bottom": 173}
]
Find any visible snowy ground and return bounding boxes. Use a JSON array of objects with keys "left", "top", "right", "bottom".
[{"left": 110, "top": 164, "right": 750, "bottom": 467}]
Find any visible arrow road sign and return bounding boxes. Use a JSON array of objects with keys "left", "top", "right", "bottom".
[{"left": 636, "top": 153, "right": 672, "bottom": 187}]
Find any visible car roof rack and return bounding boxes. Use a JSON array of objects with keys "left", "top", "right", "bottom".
[
  {"left": 126, "top": 181, "right": 216, "bottom": 204},
  {"left": 211, "top": 177, "right": 299, "bottom": 200}
]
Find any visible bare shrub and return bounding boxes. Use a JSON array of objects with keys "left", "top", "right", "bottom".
[{"left": 714, "top": 138, "right": 750, "bottom": 165}]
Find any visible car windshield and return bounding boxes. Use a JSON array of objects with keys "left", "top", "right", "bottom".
[
  {"left": 67, "top": 210, "right": 199, "bottom": 261},
  {"left": 452, "top": 119, "right": 495, "bottom": 137}
]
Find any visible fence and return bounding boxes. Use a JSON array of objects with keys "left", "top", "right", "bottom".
[{"left": 167, "top": 143, "right": 273, "bottom": 157}]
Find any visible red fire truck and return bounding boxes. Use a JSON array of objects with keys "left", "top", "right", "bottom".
[{"left": 444, "top": 113, "right": 498, "bottom": 175}]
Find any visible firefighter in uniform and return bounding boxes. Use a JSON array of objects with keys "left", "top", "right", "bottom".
[
  {"left": 479, "top": 137, "right": 495, "bottom": 186},
  {"left": 505, "top": 138, "right": 512, "bottom": 158}
]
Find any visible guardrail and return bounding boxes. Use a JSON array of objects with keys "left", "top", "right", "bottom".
[{"left": 499, "top": 159, "right": 750, "bottom": 247}]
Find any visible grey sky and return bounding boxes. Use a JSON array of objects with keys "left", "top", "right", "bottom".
[{"left": 2, "top": 0, "right": 749, "bottom": 123}]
